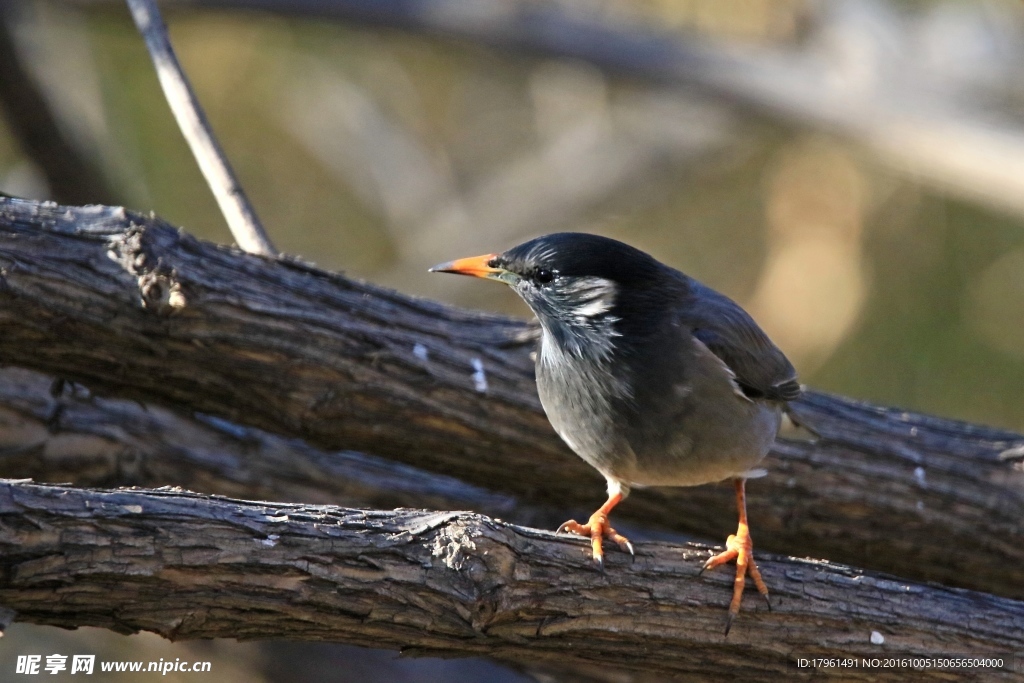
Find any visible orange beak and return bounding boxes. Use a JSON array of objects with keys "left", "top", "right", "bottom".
[{"left": 429, "top": 253, "right": 505, "bottom": 280}]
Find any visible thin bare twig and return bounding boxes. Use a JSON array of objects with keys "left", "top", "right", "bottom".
[{"left": 124, "top": 0, "right": 275, "bottom": 256}]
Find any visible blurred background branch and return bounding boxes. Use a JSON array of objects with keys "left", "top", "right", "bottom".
[
  {"left": 0, "top": 4, "right": 118, "bottom": 204},
  {"left": 65, "top": 0, "right": 1024, "bottom": 219}
]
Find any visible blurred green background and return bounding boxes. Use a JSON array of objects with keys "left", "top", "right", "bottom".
[{"left": 2, "top": 0, "right": 1023, "bottom": 680}]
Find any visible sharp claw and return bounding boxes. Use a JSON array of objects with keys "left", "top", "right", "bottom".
[
  {"left": 558, "top": 512, "right": 634, "bottom": 566},
  {"left": 763, "top": 594, "right": 772, "bottom": 611},
  {"left": 723, "top": 612, "right": 735, "bottom": 637}
]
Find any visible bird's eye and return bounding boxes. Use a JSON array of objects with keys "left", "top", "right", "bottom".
[{"left": 535, "top": 268, "right": 554, "bottom": 284}]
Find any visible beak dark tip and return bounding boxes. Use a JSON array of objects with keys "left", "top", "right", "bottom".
[{"left": 428, "top": 260, "right": 455, "bottom": 274}]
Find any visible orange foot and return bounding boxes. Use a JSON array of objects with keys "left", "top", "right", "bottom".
[
  {"left": 700, "top": 521, "right": 770, "bottom": 635},
  {"left": 558, "top": 510, "right": 634, "bottom": 568}
]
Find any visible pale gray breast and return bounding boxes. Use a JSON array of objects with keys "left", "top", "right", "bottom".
[{"left": 535, "top": 325, "right": 637, "bottom": 480}]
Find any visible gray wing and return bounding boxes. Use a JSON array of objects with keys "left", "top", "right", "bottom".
[{"left": 679, "top": 279, "right": 801, "bottom": 402}]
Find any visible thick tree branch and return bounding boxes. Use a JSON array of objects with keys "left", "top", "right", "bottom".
[
  {"left": 1, "top": 480, "right": 1021, "bottom": 681},
  {"left": 0, "top": 197, "right": 1022, "bottom": 601},
  {"left": 0, "top": 369, "right": 573, "bottom": 683},
  {"left": 0, "top": 367, "right": 554, "bottom": 525}
]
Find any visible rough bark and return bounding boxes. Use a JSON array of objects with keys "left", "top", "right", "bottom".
[
  {"left": 0, "top": 367, "right": 521, "bottom": 515},
  {"left": 1, "top": 198, "right": 1022, "bottom": 601},
  {"left": 1, "top": 480, "right": 1022, "bottom": 681},
  {"left": 0, "top": 370, "right": 551, "bottom": 683}
]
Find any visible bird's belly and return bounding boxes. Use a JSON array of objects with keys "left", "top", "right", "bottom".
[
  {"left": 535, "top": 328, "right": 784, "bottom": 488},
  {"left": 627, "top": 399, "right": 781, "bottom": 487},
  {"left": 539, "top": 374, "right": 780, "bottom": 487},
  {"left": 536, "top": 361, "right": 637, "bottom": 480}
]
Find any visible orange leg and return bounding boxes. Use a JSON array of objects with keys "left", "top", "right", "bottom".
[
  {"left": 557, "top": 491, "right": 634, "bottom": 567},
  {"left": 700, "top": 478, "right": 770, "bottom": 635}
]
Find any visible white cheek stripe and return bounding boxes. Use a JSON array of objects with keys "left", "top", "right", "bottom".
[
  {"left": 570, "top": 277, "right": 617, "bottom": 319},
  {"left": 576, "top": 297, "right": 613, "bottom": 318}
]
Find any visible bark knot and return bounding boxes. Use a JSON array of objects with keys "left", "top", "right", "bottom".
[
  {"left": 431, "top": 521, "right": 482, "bottom": 571},
  {"left": 106, "top": 223, "right": 187, "bottom": 314}
]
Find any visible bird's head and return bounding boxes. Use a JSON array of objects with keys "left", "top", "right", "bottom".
[{"left": 430, "top": 233, "right": 679, "bottom": 356}]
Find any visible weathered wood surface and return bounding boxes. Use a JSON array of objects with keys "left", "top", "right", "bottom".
[
  {"left": 1, "top": 198, "right": 1022, "bottom": 600},
  {"left": 0, "top": 367, "right": 522, "bottom": 516},
  {"left": 0, "top": 480, "right": 1021, "bottom": 681}
]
